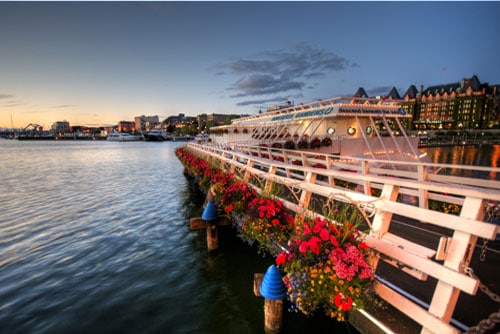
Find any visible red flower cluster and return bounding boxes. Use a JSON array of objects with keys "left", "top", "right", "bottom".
[
  {"left": 220, "top": 181, "right": 257, "bottom": 216},
  {"left": 242, "top": 197, "right": 295, "bottom": 255},
  {"left": 276, "top": 216, "right": 374, "bottom": 320}
]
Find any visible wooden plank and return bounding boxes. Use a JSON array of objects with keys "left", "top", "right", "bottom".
[
  {"left": 190, "top": 217, "right": 205, "bottom": 230},
  {"left": 189, "top": 217, "right": 231, "bottom": 230},
  {"left": 383, "top": 233, "right": 436, "bottom": 259},
  {"left": 375, "top": 282, "right": 459, "bottom": 334},
  {"left": 365, "top": 235, "right": 478, "bottom": 295},
  {"left": 382, "top": 257, "right": 428, "bottom": 280},
  {"left": 379, "top": 200, "right": 498, "bottom": 240}
]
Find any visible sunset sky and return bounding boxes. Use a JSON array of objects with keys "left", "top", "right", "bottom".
[{"left": 1, "top": 2, "right": 499, "bottom": 129}]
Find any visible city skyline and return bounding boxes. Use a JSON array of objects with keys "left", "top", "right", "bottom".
[{"left": 1, "top": 2, "right": 500, "bottom": 129}]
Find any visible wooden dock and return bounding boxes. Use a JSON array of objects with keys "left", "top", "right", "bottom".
[{"left": 185, "top": 142, "right": 500, "bottom": 334}]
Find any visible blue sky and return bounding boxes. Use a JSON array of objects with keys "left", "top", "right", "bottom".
[{"left": 1, "top": 1, "right": 499, "bottom": 128}]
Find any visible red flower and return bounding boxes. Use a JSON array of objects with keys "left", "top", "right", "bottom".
[
  {"left": 319, "top": 228, "right": 330, "bottom": 241},
  {"left": 334, "top": 294, "right": 353, "bottom": 311},
  {"left": 310, "top": 241, "right": 320, "bottom": 255},
  {"left": 299, "top": 241, "right": 309, "bottom": 254},
  {"left": 225, "top": 204, "right": 234, "bottom": 213},
  {"left": 276, "top": 252, "right": 287, "bottom": 266},
  {"left": 359, "top": 242, "right": 369, "bottom": 250}
]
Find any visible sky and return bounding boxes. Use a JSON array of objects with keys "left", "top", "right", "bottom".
[{"left": 1, "top": 1, "right": 500, "bottom": 129}]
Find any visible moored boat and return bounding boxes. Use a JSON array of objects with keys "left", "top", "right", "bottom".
[
  {"left": 209, "top": 96, "right": 429, "bottom": 167},
  {"left": 143, "top": 129, "right": 170, "bottom": 141},
  {"left": 106, "top": 130, "right": 142, "bottom": 142}
]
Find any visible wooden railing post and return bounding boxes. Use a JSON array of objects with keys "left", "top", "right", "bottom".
[
  {"left": 299, "top": 171, "right": 316, "bottom": 210},
  {"left": 265, "top": 166, "right": 277, "bottom": 193},
  {"left": 244, "top": 159, "right": 254, "bottom": 182},
  {"left": 362, "top": 160, "right": 371, "bottom": 195},
  {"left": 417, "top": 165, "right": 429, "bottom": 209},
  {"left": 422, "top": 197, "right": 485, "bottom": 333}
]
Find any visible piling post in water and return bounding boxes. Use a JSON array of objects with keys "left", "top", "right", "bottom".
[
  {"left": 256, "top": 265, "right": 287, "bottom": 334},
  {"left": 190, "top": 201, "right": 230, "bottom": 251},
  {"left": 201, "top": 201, "right": 219, "bottom": 251}
]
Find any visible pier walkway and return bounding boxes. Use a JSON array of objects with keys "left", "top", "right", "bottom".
[{"left": 185, "top": 142, "right": 500, "bottom": 334}]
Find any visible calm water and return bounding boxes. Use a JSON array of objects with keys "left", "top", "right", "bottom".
[
  {"left": 0, "top": 140, "right": 355, "bottom": 334},
  {"left": 421, "top": 144, "right": 500, "bottom": 180}
]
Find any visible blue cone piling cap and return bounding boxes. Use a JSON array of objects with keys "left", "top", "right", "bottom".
[
  {"left": 259, "top": 264, "right": 286, "bottom": 300},
  {"left": 202, "top": 201, "right": 218, "bottom": 222}
]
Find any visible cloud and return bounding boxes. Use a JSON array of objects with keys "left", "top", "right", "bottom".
[
  {"left": 51, "top": 104, "right": 74, "bottom": 109},
  {"left": 236, "top": 96, "right": 293, "bottom": 107},
  {"left": 218, "top": 44, "right": 351, "bottom": 105},
  {"left": 230, "top": 74, "right": 304, "bottom": 97},
  {"left": 0, "top": 94, "right": 14, "bottom": 99}
]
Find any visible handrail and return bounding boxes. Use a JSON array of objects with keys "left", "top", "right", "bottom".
[{"left": 185, "top": 141, "right": 500, "bottom": 334}]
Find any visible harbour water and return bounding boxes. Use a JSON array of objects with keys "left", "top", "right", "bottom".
[{"left": 0, "top": 140, "right": 357, "bottom": 334}]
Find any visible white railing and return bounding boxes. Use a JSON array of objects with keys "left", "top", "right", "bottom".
[{"left": 186, "top": 142, "right": 500, "bottom": 334}]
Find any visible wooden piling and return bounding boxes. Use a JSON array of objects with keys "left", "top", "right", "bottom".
[
  {"left": 253, "top": 273, "right": 263, "bottom": 297},
  {"left": 264, "top": 299, "right": 283, "bottom": 334},
  {"left": 205, "top": 221, "right": 219, "bottom": 251}
]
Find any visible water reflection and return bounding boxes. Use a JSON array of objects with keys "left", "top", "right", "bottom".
[{"left": 421, "top": 144, "right": 499, "bottom": 180}]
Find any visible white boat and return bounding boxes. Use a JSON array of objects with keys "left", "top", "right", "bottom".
[
  {"left": 143, "top": 129, "right": 170, "bottom": 141},
  {"left": 208, "top": 96, "right": 429, "bottom": 167},
  {"left": 106, "top": 131, "right": 142, "bottom": 142}
]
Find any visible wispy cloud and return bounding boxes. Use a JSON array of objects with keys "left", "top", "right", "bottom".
[
  {"left": 0, "top": 94, "right": 14, "bottom": 99},
  {"left": 216, "top": 43, "right": 352, "bottom": 107},
  {"left": 236, "top": 96, "right": 293, "bottom": 107},
  {"left": 51, "top": 104, "right": 74, "bottom": 109}
]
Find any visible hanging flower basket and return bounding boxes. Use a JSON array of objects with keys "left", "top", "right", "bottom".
[
  {"left": 322, "top": 137, "right": 333, "bottom": 147},
  {"left": 297, "top": 140, "right": 308, "bottom": 149},
  {"left": 276, "top": 214, "right": 374, "bottom": 321},
  {"left": 239, "top": 197, "right": 295, "bottom": 255},
  {"left": 284, "top": 140, "right": 296, "bottom": 150},
  {"left": 221, "top": 181, "right": 257, "bottom": 216},
  {"left": 272, "top": 142, "right": 283, "bottom": 148},
  {"left": 310, "top": 137, "right": 321, "bottom": 149}
]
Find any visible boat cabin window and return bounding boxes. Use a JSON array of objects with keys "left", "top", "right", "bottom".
[
  {"left": 327, "top": 127, "right": 335, "bottom": 135},
  {"left": 347, "top": 127, "right": 356, "bottom": 136}
]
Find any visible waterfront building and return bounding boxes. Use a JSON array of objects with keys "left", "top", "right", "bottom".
[
  {"left": 401, "top": 75, "right": 500, "bottom": 130},
  {"left": 116, "top": 121, "right": 136, "bottom": 133},
  {"left": 51, "top": 121, "right": 70, "bottom": 136},
  {"left": 163, "top": 113, "right": 196, "bottom": 127},
  {"left": 135, "top": 115, "right": 160, "bottom": 132}
]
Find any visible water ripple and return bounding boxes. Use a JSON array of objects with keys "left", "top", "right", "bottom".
[{"left": 0, "top": 141, "right": 214, "bottom": 333}]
